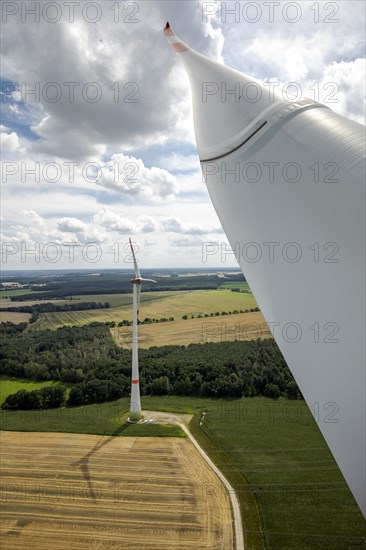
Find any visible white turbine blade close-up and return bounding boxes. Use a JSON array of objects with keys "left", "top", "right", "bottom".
[{"left": 164, "top": 22, "right": 366, "bottom": 517}]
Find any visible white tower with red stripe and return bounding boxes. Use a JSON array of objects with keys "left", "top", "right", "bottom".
[
  {"left": 164, "top": 23, "right": 366, "bottom": 516},
  {"left": 128, "top": 238, "right": 157, "bottom": 422}
]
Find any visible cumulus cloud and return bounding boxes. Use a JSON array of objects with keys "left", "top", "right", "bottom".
[
  {"left": 144, "top": 237, "right": 158, "bottom": 246},
  {"left": 93, "top": 208, "right": 157, "bottom": 235},
  {"left": 14, "top": 210, "right": 51, "bottom": 240},
  {"left": 93, "top": 208, "right": 134, "bottom": 234},
  {"left": 1, "top": 1, "right": 224, "bottom": 160},
  {"left": 169, "top": 236, "right": 203, "bottom": 247},
  {"left": 57, "top": 217, "right": 105, "bottom": 243},
  {"left": 220, "top": 1, "right": 365, "bottom": 123},
  {"left": 57, "top": 217, "right": 88, "bottom": 233},
  {"left": 0, "top": 129, "right": 22, "bottom": 152},
  {"left": 318, "top": 59, "right": 366, "bottom": 124},
  {"left": 138, "top": 215, "right": 157, "bottom": 233},
  {"left": 161, "top": 216, "right": 221, "bottom": 235},
  {"left": 99, "top": 153, "right": 179, "bottom": 201},
  {"left": 20, "top": 210, "right": 46, "bottom": 227}
]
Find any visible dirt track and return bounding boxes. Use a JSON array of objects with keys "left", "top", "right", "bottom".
[{"left": 0, "top": 431, "right": 233, "bottom": 549}]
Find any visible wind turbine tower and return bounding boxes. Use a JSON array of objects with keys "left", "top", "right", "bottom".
[{"left": 128, "top": 238, "right": 157, "bottom": 422}]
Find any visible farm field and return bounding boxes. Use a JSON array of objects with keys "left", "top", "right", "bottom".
[
  {"left": 0, "top": 378, "right": 58, "bottom": 406},
  {"left": 219, "top": 281, "right": 250, "bottom": 290},
  {"left": 1, "top": 396, "right": 365, "bottom": 549},
  {"left": 0, "top": 292, "right": 176, "bottom": 312},
  {"left": 200, "top": 399, "right": 366, "bottom": 549},
  {"left": 114, "top": 311, "right": 270, "bottom": 348},
  {"left": 0, "top": 431, "right": 233, "bottom": 550},
  {"left": 29, "top": 289, "right": 259, "bottom": 332},
  {"left": 0, "top": 311, "right": 31, "bottom": 324},
  {"left": 0, "top": 289, "right": 45, "bottom": 299},
  {"left": 29, "top": 309, "right": 118, "bottom": 330},
  {"left": 71, "top": 291, "right": 178, "bottom": 308}
]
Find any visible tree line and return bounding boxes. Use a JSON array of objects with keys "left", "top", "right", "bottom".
[
  {"left": 2, "top": 385, "right": 67, "bottom": 410},
  {"left": 3, "top": 301, "right": 110, "bottom": 323},
  {"left": 0, "top": 322, "right": 302, "bottom": 410},
  {"left": 2, "top": 301, "right": 110, "bottom": 314},
  {"left": 115, "top": 308, "right": 260, "bottom": 327},
  {"left": 10, "top": 276, "right": 224, "bottom": 301}
]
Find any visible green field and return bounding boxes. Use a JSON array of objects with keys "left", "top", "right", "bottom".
[
  {"left": 1, "top": 395, "right": 364, "bottom": 548},
  {"left": 200, "top": 399, "right": 366, "bottom": 549},
  {"left": 0, "top": 289, "right": 45, "bottom": 299},
  {"left": 0, "top": 377, "right": 58, "bottom": 405},
  {"left": 29, "top": 289, "right": 258, "bottom": 332},
  {"left": 219, "top": 281, "right": 251, "bottom": 290}
]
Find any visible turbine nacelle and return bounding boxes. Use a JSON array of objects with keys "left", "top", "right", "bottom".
[
  {"left": 128, "top": 238, "right": 157, "bottom": 288},
  {"left": 129, "top": 277, "right": 157, "bottom": 284}
]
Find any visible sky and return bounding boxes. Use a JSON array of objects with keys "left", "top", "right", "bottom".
[{"left": 1, "top": 0, "right": 365, "bottom": 270}]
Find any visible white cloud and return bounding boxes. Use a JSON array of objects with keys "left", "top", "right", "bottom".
[
  {"left": 221, "top": 1, "right": 365, "bottom": 123},
  {"left": 1, "top": 2, "right": 224, "bottom": 160},
  {"left": 169, "top": 235, "right": 203, "bottom": 247},
  {"left": 92, "top": 209, "right": 156, "bottom": 234},
  {"left": 0, "top": 130, "right": 22, "bottom": 152},
  {"left": 161, "top": 216, "right": 221, "bottom": 235},
  {"left": 57, "top": 217, "right": 87, "bottom": 233},
  {"left": 144, "top": 237, "right": 158, "bottom": 246},
  {"left": 93, "top": 208, "right": 134, "bottom": 234},
  {"left": 20, "top": 210, "right": 46, "bottom": 227},
  {"left": 99, "top": 153, "right": 179, "bottom": 201},
  {"left": 0, "top": 232, "right": 20, "bottom": 243},
  {"left": 318, "top": 59, "right": 366, "bottom": 124},
  {"left": 138, "top": 215, "right": 157, "bottom": 233},
  {"left": 57, "top": 217, "right": 105, "bottom": 243}
]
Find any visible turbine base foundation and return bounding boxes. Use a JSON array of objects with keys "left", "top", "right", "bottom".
[{"left": 128, "top": 411, "right": 143, "bottom": 423}]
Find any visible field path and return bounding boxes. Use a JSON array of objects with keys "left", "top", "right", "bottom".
[
  {"left": 179, "top": 423, "right": 245, "bottom": 550},
  {"left": 143, "top": 411, "right": 245, "bottom": 549}
]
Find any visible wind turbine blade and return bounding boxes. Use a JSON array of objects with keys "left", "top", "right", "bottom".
[
  {"left": 140, "top": 278, "right": 158, "bottom": 283},
  {"left": 129, "top": 237, "right": 140, "bottom": 279},
  {"left": 165, "top": 23, "right": 366, "bottom": 517},
  {"left": 136, "top": 283, "right": 141, "bottom": 316}
]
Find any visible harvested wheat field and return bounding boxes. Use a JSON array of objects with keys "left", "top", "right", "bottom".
[
  {"left": 115, "top": 311, "right": 270, "bottom": 349},
  {"left": 0, "top": 431, "right": 233, "bottom": 549},
  {"left": 0, "top": 311, "right": 31, "bottom": 324}
]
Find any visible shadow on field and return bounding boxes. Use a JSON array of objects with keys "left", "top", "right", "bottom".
[
  {"left": 5, "top": 517, "right": 34, "bottom": 538},
  {"left": 71, "top": 424, "right": 130, "bottom": 500}
]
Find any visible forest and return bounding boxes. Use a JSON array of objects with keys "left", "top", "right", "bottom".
[
  {"left": 0, "top": 322, "right": 302, "bottom": 409},
  {"left": 1, "top": 301, "right": 110, "bottom": 313},
  {"left": 6, "top": 276, "right": 223, "bottom": 301}
]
